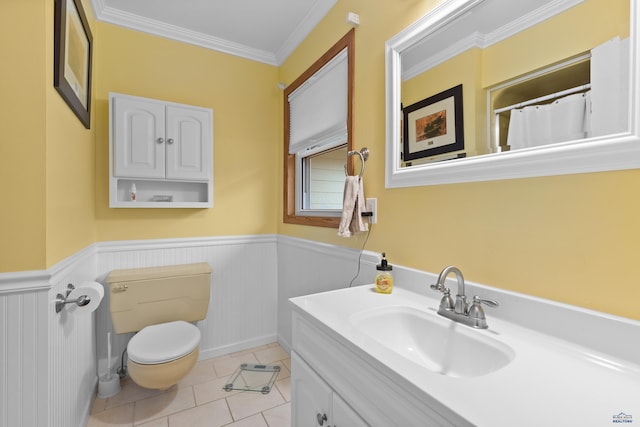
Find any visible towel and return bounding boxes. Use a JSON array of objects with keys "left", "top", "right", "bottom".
[{"left": 338, "top": 176, "right": 369, "bottom": 237}]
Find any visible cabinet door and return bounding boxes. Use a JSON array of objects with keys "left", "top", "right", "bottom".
[
  {"left": 113, "top": 97, "right": 165, "bottom": 178},
  {"left": 165, "top": 105, "right": 212, "bottom": 180},
  {"left": 333, "top": 393, "right": 369, "bottom": 427},
  {"left": 292, "top": 353, "right": 333, "bottom": 427}
]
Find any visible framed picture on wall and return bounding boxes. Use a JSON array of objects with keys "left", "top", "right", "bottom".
[
  {"left": 54, "top": 0, "right": 93, "bottom": 129},
  {"left": 402, "top": 84, "right": 464, "bottom": 162}
]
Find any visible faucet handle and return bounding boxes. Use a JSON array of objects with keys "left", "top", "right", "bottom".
[
  {"left": 438, "top": 288, "right": 455, "bottom": 311},
  {"left": 430, "top": 283, "right": 446, "bottom": 292},
  {"left": 472, "top": 296, "right": 498, "bottom": 308},
  {"left": 468, "top": 296, "right": 498, "bottom": 329}
]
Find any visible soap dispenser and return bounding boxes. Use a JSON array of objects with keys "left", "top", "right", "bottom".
[{"left": 375, "top": 253, "right": 394, "bottom": 294}]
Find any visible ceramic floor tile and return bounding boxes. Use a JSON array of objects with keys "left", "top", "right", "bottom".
[
  {"left": 91, "top": 397, "right": 108, "bottom": 414},
  {"left": 137, "top": 417, "right": 168, "bottom": 427},
  {"left": 275, "top": 378, "right": 290, "bottom": 402},
  {"left": 106, "top": 379, "right": 165, "bottom": 409},
  {"left": 226, "top": 390, "right": 286, "bottom": 421},
  {"left": 167, "top": 399, "right": 232, "bottom": 427},
  {"left": 226, "top": 414, "right": 269, "bottom": 427},
  {"left": 213, "top": 353, "right": 260, "bottom": 377},
  {"left": 133, "top": 387, "right": 195, "bottom": 425},
  {"left": 254, "top": 346, "right": 289, "bottom": 365},
  {"left": 91, "top": 343, "right": 291, "bottom": 427},
  {"left": 263, "top": 403, "right": 291, "bottom": 427},
  {"left": 272, "top": 362, "right": 290, "bottom": 380},
  {"left": 87, "top": 402, "right": 134, "bottom": 427},
  {"left": 193, "top": 376, "right": 240, "bottom": 406},
  {"left": 177, "top": 360, "right": 217, "bottom": 388}
]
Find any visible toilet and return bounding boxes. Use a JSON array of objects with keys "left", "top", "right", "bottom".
[{"left": 107, "top": 263, "right": 212, "bottom": 390}]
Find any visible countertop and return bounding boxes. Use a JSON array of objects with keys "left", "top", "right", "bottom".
[{"left": 290, "top": 285, "right": 640, "bottom": 426}]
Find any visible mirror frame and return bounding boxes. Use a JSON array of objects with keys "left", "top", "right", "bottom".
[{"left": 385, "top": 0, "right": 640, "bottom": 188}]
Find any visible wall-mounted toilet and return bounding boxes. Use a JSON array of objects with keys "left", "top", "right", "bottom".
[{"left": 107, "top": 263, "right": 212, "bottom": 390}]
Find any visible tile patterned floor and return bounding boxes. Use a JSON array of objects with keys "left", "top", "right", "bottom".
[{"left": 88, "top": 343, "right": 291, "bottom": 427}]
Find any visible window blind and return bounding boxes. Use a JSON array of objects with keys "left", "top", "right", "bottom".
[{"left": 288, "top": 49, "right": 348, "bottom": 155}]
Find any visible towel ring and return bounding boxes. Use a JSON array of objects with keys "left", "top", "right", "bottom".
[{"left": 345, "top": 147, "right": 369, "bottom": 179}]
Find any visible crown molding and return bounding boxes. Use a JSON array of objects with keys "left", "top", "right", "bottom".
[
  {"left": 275, "top": 0, "right": 339, "bottom": 65},
  {"left": 91, "top": 0, "right": 278, "bottom": 65},
  {"left": 90, "top": 0, "right": 338, "bottom": 66}
]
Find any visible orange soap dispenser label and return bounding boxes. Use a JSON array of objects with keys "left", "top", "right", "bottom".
[
  {"left": 375, "top": 274, "right": 393, "bottom": 294},
  {"left": 375, "top": 252, "right": 394, "bottom": 294}
]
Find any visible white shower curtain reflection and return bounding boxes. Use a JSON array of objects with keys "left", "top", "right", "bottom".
[{"left": 507, "top": 91, "right": 590, "bottom": 150}]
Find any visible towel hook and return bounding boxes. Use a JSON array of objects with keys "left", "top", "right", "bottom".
[{"left": 345, "top": 147, "right": 369, "bottom": 179}]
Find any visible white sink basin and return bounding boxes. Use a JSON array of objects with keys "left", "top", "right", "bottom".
[{"left": 349, "top": 306, "right": 515, "bottom": 378}]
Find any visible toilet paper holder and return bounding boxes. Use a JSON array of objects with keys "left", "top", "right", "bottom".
[{"left": 55, "top": 283, "right": 92, "bottom": 313}]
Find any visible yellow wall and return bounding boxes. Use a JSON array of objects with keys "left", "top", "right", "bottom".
[
  {"left": 0, "top": 0, "right": 95, "bottom": 271},
  {"left": 0, "top": 0, "right": 279, "bottom": 271},
  {"left": 483, "top": 0, "right": 629, "bottom": 87},
  {"left": 2, "top": 0, "right": 639, "bottom": 320},
  {"left": 45, "top": 0, "right": 98, "bottom": 267},
  {"left": 278, "top": 0, "right": 640, "bottom": 320},
  {"left": 403, "top": 48, "right": 486, "bottom": 157},
  {"left": 93, "top": 24, "right": 280, "bottom": 241}
]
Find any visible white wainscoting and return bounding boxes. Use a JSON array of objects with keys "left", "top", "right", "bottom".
[
  {"left": 0, "top": 245, "right": 99, "bottom": 427},
  {"left": 95, "top": 235, "right": 279, "bottom": 373},
  {"left": 276, "top": 236, "right": 379, "bottom": 350},
  {"left": 0, "top": 234, "right": 380, "bottom": 427}
]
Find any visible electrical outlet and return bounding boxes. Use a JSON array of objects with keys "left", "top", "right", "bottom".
[{"left": 366, "top": 198, "right": 377, "bottom": 224}]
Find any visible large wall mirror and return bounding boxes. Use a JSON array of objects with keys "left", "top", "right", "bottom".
[{"left": 385, "top": 0, "right": 640, "bottom": 188}]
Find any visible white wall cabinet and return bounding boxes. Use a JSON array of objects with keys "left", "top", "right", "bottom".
[
  {"left": 291, "top": 352, "right": 368, "bottom": 427},
  {"left": 109, "top": 93, "right": 213, "bottom": 208}
]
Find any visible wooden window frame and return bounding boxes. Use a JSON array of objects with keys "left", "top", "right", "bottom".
[{"left": 283, "top": 29, "right": 355, "bottom": 228}]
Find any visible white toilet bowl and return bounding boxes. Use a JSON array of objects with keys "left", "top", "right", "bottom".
[
  {"left": 126, "top": 320, "right": 201, "bottom": 390},
  {"left": 107, "top": 263, "right": 212, "bottom": 390}
]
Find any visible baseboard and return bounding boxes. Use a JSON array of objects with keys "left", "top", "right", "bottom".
[{"left": 198, "top": 333, "right": 279, "bottom": 360}]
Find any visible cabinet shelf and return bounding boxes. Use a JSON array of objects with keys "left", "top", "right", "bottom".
[{"left": 111, "top": 178, "right": 211, "bottom": 208}]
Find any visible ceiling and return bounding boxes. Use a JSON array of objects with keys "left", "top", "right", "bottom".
[{"left": 90, "top": 0, "right": 339, "bottom": 66}]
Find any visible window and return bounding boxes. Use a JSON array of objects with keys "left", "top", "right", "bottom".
[{"left": 284, "top": 29, "right": 354, "bottom": 227}]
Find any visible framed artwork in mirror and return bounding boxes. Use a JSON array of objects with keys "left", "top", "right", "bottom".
[
  {"left": 402, "top": 84, "right": 464, "bottom": 162},
  {"left": 54, "top": 0, "right": 92, "bottom": 129}
]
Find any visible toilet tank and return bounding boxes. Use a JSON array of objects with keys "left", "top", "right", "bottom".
[{"left": 107, "top": 263, "right": 212, "bottom": 334}]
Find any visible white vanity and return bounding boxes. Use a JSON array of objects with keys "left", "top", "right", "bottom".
[{"left": 290, "top": 283, "right": 640, "bottom": 426}]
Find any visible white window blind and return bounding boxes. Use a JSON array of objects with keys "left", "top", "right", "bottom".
[{"left": 288, "top": 49, "right": 348, "bottom": 155}]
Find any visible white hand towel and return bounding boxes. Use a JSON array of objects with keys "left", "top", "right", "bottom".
[{"left": 338, "top": 176, "right": 369, "bottom": 237}]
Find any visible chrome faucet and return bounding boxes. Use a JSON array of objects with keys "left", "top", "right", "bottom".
[{"left": 430, "top": 266, "right": 498, "bottom": 329}]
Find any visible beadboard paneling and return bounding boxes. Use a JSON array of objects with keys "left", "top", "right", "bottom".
[
  {"left": 47, "top": 250, "right": 99, "bottom": 427},
  {"left": 0, "top": 234, "right": 368, "bottom": 427},
  {"left": 0, "top": 290, "right": 47, "bottom": 427},
  {"left": 276, "top": 236, "right": 378, "bottom": 350},
  {"left": 95, "top": 235, "right": 279, "bottom": 372}
]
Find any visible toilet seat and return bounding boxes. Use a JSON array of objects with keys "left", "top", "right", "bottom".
[{"left": 127, "top": 320, "right": 201, "bottom": 364}]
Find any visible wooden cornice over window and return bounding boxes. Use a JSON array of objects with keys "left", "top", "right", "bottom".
[{"left": 283, "top": 29, "right": 355, "bottom": 228}]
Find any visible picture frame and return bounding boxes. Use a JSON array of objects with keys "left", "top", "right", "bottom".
[
  {"left": 402, "top": 84, "right": 464, "bottom": 162},
  {"left": 54, "top": 0, "right": 93, "bottom": 129}
]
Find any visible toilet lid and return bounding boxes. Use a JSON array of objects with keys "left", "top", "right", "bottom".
[{"left": 127, "top": 320, "right": 201, "bottom": 364}]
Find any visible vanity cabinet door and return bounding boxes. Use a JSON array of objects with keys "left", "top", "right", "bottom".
[
  {"left": 333, "top": 393, "right": 369, "bottom": 427},
  {"left": 291, "top": 353, "right": 333, "bottom": 427},
  {"left": 113, "top": 97, "right": 166, "bottom": 179}
]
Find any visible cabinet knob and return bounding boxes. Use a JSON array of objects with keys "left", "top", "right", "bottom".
[
  {"left": 316, "top": 413, "right": 328, "bottom": 426},
  {"left": 167, "top": 138, "right": 174, "bottom": 144},
  {"left": 157, "top": 137, "right": 164, "bottom": 144}
]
